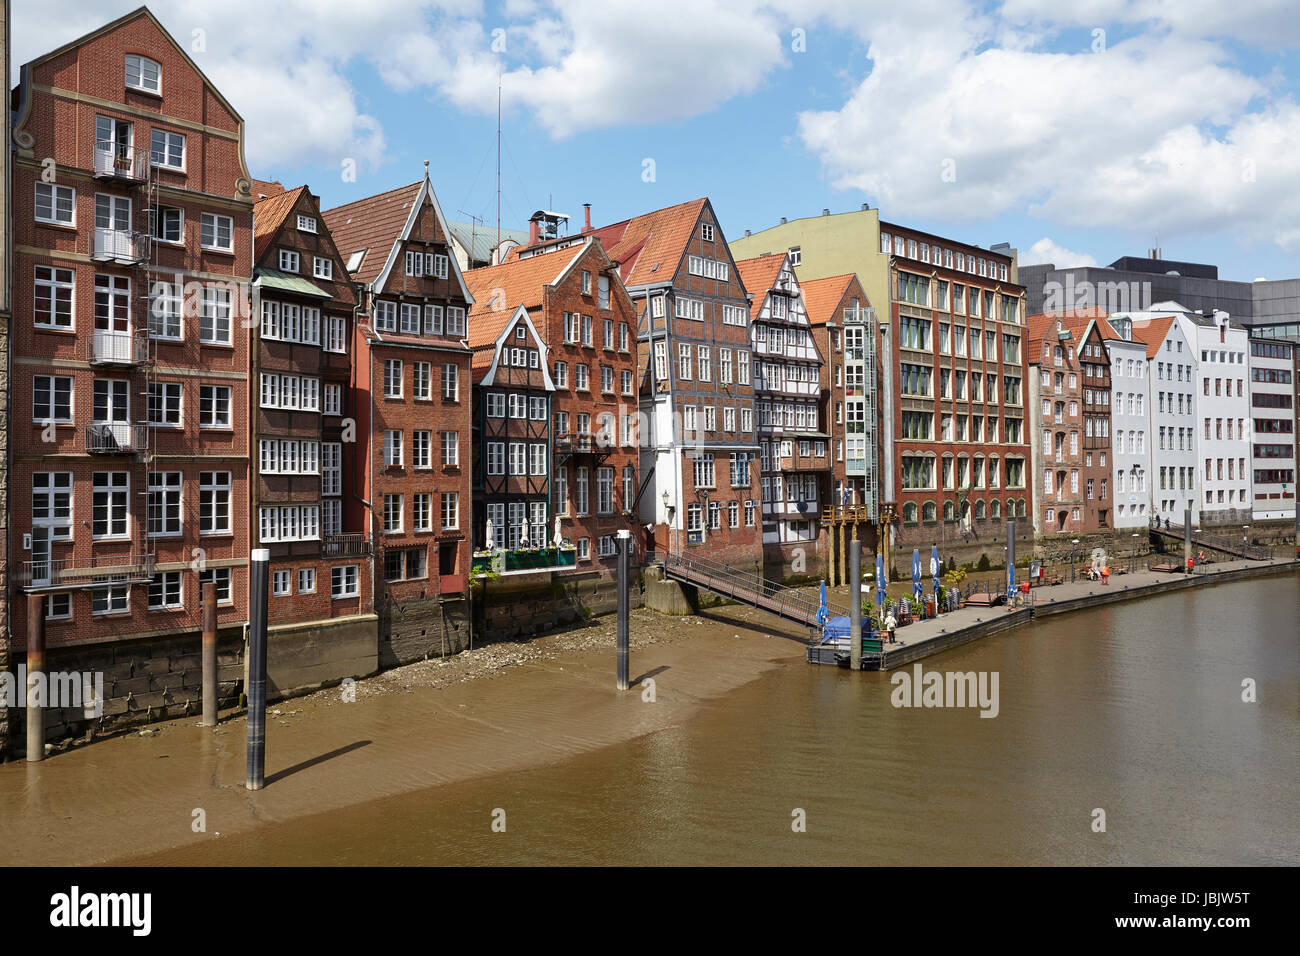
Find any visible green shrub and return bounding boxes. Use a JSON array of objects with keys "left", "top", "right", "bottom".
[{"left": 977, "top": 553, "right": 991, "bottom": 572}]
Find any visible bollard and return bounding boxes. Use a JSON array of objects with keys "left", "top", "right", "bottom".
[
  {"left": 246, "top": 549, "right": 269, "bottom": 790},
  {"left": 26, "top": 594, "right": 45, "bottom": 763},
  {"left": 201, "top": 580, "right": 218, "bottom": 727},
  {"left": 849, "top": 540, "right": 862, "bottom": 671},
  {"left": 616, "top": 530, "right": 630, "bottom": 691}
]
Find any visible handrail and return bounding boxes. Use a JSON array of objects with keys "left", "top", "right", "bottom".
[{"left": 662, "top": 550, "right": 852, "bottom": 624}]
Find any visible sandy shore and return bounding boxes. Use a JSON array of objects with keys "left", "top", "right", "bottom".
[{"left": 0, "top": 604, "right": 809, "bottom": 866}]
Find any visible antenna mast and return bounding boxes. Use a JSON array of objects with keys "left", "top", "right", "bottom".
[{"left": 496, "top": 70, "right": 502, "bottom": 251}]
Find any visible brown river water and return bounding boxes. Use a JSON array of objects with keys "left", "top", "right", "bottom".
[{"left": 4, "top": 573, "right": 1298, "bottom": 866}]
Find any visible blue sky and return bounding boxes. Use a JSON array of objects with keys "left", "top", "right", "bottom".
[{"left": 14, "top": 0, "right": 1300, "bottom": 286}]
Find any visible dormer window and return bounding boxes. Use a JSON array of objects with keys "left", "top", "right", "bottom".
[
  {"left": 125, "top": 55, "right": 161, "bottom": 94},
  {"left": 297, "top": 215, "right": 317, "bottom": 233}
]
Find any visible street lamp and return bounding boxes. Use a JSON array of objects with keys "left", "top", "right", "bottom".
[
  {"left": 1243, "top": 524, "right": 1250, "bottom": 558},
  {"left": 1130, "top": 532, "right": 1140, "bottom": 573},
  {"left": 1070, "top": 538, "right": 1081, "bottom": 582},
  {"left": 662, "top": 491, "right": 675, "bottom": 555}
]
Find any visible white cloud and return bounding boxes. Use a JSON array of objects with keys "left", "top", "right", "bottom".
[{"left": 1021, "top": 238, "right": 1099, "bottom": 268}]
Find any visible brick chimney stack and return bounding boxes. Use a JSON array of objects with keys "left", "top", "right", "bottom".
[
  {"left": 529, "top": 217, "right": 540, "bottom": 245},
  {"left": 583, "top": 203, "right": 592, "bottom": 234}
]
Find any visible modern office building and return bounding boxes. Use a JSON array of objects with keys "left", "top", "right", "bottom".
[
  {"left": 1248, "top": 337, "right": 1296, "bottom": 522},
  {"left": 1022, "top": 251, "right": 1300, "bottom": 341}
]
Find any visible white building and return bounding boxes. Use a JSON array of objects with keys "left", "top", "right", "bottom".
[
  {"left": 1248, "top": 336, "right": 1296, "bottom": 521},
  {"left": 1131, "top": 314, "right": 1199, "bottom": 526},
  {"left": 1170, "top": 307, "right": 1252, "bottom": 525},
  {"left": 1102, "top": 315, "right": 1151, "bottom": 529}
]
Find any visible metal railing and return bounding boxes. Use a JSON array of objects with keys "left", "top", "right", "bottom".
[
  {"left": 85, "top": 422, "right": 148, "bottom": 454},
  {"left": 322, "top": 532, "right": 373, "bottom": 556},
  {"left": 93, "top": 141, "right": 146, "bottom": 180},
  {"left": 1150, "top": 523, "right": 1270, "bottom": 561},
  {"left": 17, "top": 552, "right": 156, "bottom": 587},
  {"left": 88, "top": 329, "right": 150, "bottom": 365},
  {"left": 662, "top": 550, "right": 849, "bottom": 626},
  {"left": 92, "top": 227, "right": 146, "bottom": 263}
]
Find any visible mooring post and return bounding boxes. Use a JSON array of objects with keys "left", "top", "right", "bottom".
[
  {"left": 201, "top": 580, "right": 218, "bottom": 727},
  {"left": 616, "top": 530, "right": 630, "bottom": 690},
  {"left": 246, "top": 549, "right": 269, "bottom": 790},
  {"left": 849, "top": 540, "right": 862, "bottom": 671},
  {"left": 1006, "top": 521, "right": 1016, "bottom": 602},
  {"left": 26, "top": 593, "right": 45, "bottom": 763},
  {"left": 1184, "top": 508, "right": 1193, "bottom": 574}
]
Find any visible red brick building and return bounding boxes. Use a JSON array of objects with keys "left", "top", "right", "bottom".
[
  {"left": 1026, "top": 309, "right": 1115, "bottom": 535},
  {"left": 323, "top": 171, "right": 473, "bottom": 665},
  {"left": 591, "top": 199, "right": 763, "bottom": 570},
  {"left": 465, "top": 231, "right": 640, "bottom": 570},
  {"left": 877, "top": 223, "right": 1030, "bottom": 548},
  {"left": 734, "top": 253, "right": 830, "bottom": 577},
  {"left": 801, "top": 273, "right": 880, "bottom": 570},
  {"left": 251, "top": 182, "right": 375, "bottom": 635},
  {"left": 8, "top": 9, "right": 253, "bottom": 662}
]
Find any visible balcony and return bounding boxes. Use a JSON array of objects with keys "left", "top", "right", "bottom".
[
  {"left": 472, "top": 546, "right": 577, "bottom": 575},
  {"left": 93, "top": 142, "right": 147, "bottom": 182},
  {"left": 92, "top": 228, "right": 145, "bottom": 264},
  {"left": 86, "top": 422, "right": 148, "bottom": 455},
  {"left": 17, "top": 552, "right": 155, "bottom": 589},
  {"left": 89, "top": 329, "right": 149, "bottom": 365},
  {"left": 323, "top": 532, "right": 373, "bottom": 557}
]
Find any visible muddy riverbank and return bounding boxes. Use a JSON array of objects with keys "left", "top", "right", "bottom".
[{"left": 0, "top": 605, "right": 809, "bottom": 866}]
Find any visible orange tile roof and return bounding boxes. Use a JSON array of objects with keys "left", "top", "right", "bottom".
[
  {"left": 463, "top": 243, "right": 587, "bottom": 354},
  {"left": 322, "top": 182, "right": 422, "bottom": 285},
  {"left": 252, "top": 185, "right": 307, "bottom": 261},
  {"left": 251, "top": 179, "right": 287, "bottom": 200},
  {"left": 1129, "top": 315, "right": 1177, "bottom": 358},
  {"left": 733, "top": 253, "right": 786, "bottom": 320},
  {"left": 797, "top": 273, "right": 857, "bottom": 326},
  {"left": 590, "top": 198, "right": 707, "bottom": 287}
]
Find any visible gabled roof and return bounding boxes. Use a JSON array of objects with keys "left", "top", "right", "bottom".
[
  {"left": 733, "top": 253, "right": 787, "bottom": 321},
  {"left": 251, "top": 179, "right": 287, "bottom": 200},
  {"left": 322, "top": 182, "right": 421, "bottom": 286},
  {"left": 19, "top": 6, "right": 245, "bottom": 124},
  {"left": 471, "top": 304, "right": 557, "bottom": 390},
  {"left": 463, "top": 241, "right": 588, "bottom": 353},
  {"left": 1130, "top": 315, "right": 1178, "bottom": 358},
  {"left": 799, "top": 274, "right": 857, "bottom": 326},
  {"left": 1026, "top": 307, "right": 1112, "bottom": 351},
  {"left": 589, "top": 198, "right": 708, "bottom": 288},
  {"left": 253, "top": 185, "right": 307, "bottom": 261}
]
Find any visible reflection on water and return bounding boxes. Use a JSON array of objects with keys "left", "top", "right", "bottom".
[{"left": 137, "top": 576, "right": 1300, "bottom": 865}]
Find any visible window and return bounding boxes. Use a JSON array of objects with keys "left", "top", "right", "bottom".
[
  {"left": 313, "top": 256, "right": 334, "bottom": 280},
  {"left": 145, "top": 572, "right": 182, "bottom": 611},
  {"left": 35, "top": 265, "right": 74, "bottom": 328},
  {"left": 150, "top": 128, "right": 184, "bottom": 170},
  {"left": 442, "top": 364, "right": 459, "bottom": 400},
  {"left": 147, "top": 472, "right": 182, "bottom": 537},
  {"left": 597, "top": 467, "right": 615, "bottom": 514},
  {"left": 441, "top": 492, "right": 459, "bottom": 530},
  {"left": 273, "top": 570, "right": 292, "bottom": 597},
  {"left": 384, "top": 359, "right": 403, "bottom": 398},
  {"left": 413, "top": 492, "right": 432, "bottom": 532},
  {"left": 530, "top": 443, "right": 547, "bottom": 476},
  {"left": 332, "top": 565, "right": 360, "bottom": 599},
  {"left": 35, "top": 183, "right": 76, "bottom": 226},
  {"left": 575, "top": 364, "right": 590, "bottom": 390},
  {"left": 92, "top": 586, "right": 130, "bottom": 616},
  {"left": 323, "top": 383, "right": 343, "bottom": 417},
  {"left": 148, "top": 382, "right": 183, "bottom": 426},
  {"left": 383, "top": 494, "right": 403, "bottom": 533},
  {"left": 151, "top": 205, "right": 183, "bottom": 242},
  {"left": 200, "top": 286, "right": 232, "bottom": 345},
  {"left": 701, "top": 223, "right": 715, "bottom": 241},
  {"left": 200, "top": 472, "right": 231, "bottom": 534},
  {"left": 125, "top": 53, "right": 161, "bottom": 92},
  {"left": 92, "top": 472, "right": 129, "bottom": 538},
  {"left": 201, "top": 213, "right": 233, "bottom": 251},
  {"left": 33, "top": 375, "right": 73, "bottom": 423},
  {"left": 441, "top": 431, "right": 458, "bottom": 466},
  {"left": 384, "top": 430, "right": 403, "bottom": 467},
  {"left": 576, "top": 467, "right": 590, "bottom": 515},
  {"left": 32, "top": 473, "right": 74, "bottom": 540}
]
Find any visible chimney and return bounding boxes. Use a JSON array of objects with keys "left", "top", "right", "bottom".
[
  {"left": 583, "top": 203, "right": 592, "bottom": 234},
  {"left": 780, "top": 217, "right": 787, "bottom": 225},
  {"left": 1148, "top": 247, "right": 1162, "bottom": 260},
  {"left": 861, "top": 202, "right": 869, "bottom": 211},
  {"left": 822, "top": 208, "right": 830, "bottom": 216},
  {"left": 744, "top": 229, "right": 751, "bottom": 237},
  {"left": 529, "top": 218, "right": 540, "bottom": 245}
]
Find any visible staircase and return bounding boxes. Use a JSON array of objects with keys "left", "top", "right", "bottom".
[
  {"left": 1150, "top": 525, "right": 1270, "bottom": 561},
  {"left": 660, "top": 551, "right": 850, "bottom": 628}
]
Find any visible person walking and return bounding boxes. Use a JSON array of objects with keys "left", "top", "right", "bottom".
[
  {"left": 1101, "top": 564, "right": 1109, "bottom": 585},
  {"left": 884, "top": 609, "right": 898, "bottom": 644}
]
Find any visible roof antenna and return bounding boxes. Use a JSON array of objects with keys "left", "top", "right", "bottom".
[{"left": 496, "top": 69, "right": 502, "bottom": 252}]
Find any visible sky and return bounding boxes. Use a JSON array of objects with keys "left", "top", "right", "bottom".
[{"left": 11, "top": 0, "right": 1300, "bottom": 286}]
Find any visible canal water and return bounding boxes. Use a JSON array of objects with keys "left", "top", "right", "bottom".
[{"left": 137, "top": 575, "right": 1299, "bottom": 865}]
